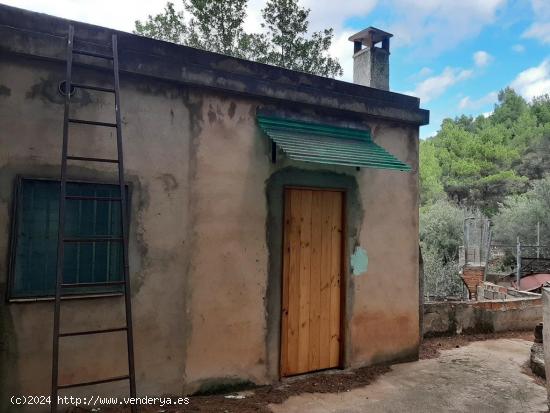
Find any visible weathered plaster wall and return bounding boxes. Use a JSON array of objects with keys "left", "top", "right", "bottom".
[
  {"left": 424, "top": 299, "right": 542, "bottom": 337},
  {"left": 350, "top": 122, "right": 420, "bottom": 365},
  {"left": 0, "top": 52, "right": 420, "bottom": 409},
  {"left": 182, "top": 95, "right": 271, "bottom": 393},
  {"left": 0, "top": 55, "right": 193, "bottom": 410}
]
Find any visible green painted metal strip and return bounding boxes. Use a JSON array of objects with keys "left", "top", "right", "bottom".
[
  {"left": 257, "top": 115, "right": 411, "bottom": 171},
  {"left": 257, "top": 115, "right": 370, "bottom": 141}
]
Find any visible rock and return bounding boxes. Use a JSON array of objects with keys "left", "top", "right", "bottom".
[
  {"left": 531, "top": 342, "right": 546, "bottom": 379},
  {"left": 535, "top": 322, "right": 543, "bottom": 343}
]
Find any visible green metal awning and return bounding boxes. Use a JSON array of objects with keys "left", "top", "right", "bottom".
[{"left": 257, "top": 115, "right": 411, "bottom": 171}]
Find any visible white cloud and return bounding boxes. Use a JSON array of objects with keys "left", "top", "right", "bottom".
[
  {"left": 512, "top": 44, "right": 525, "bottom": 53},
  {"left": 458, "top": 91, "right": 498, "bottom": 109},
  {"left": 418, "top": 67, "right": 434, "bottom": 78},
  {"left": 385, "top": 0, "right": 506, "bottom": 56},
  {"left": 244, "top": 0, "right": 378, "bottom": 34},
  {"left": 473, "top": 51, "right": 493, "bottom": 67},
  {"left": 1, "top": 0, "right": 169, "bottom": 32},
  {"left": 510, "top": 58, "right": 550, "bottom": 100},
  {"left": 329, "top": 30, "right": 355, "bottom": 82},
  {"left": 523, "top": 23, "right": 550, "bottom": 44},
  {"left": 406, "top": 67, "right": 473, "bottom": 103},
  {"left": 301, "top": 0, "right": 378, "bottom": 32},
  {"left": 522, "top": 0, "right": 550, "bottom": 44}
]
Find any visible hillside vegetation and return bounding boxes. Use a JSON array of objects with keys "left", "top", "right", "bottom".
[{"left": 420, "top": 88, "right": 550, "bottom": 298}]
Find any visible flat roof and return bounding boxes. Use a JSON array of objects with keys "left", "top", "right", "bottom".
[{"left": 0, "top": 4, "right": 429, "bottom": 126}]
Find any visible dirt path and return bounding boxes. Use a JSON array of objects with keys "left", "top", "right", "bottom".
[
  {"left": 72, "top": 331, "right": 544, "bottom": 413},
  {"left": 270, "top": 338, "right": 546, "bottom": 413}
]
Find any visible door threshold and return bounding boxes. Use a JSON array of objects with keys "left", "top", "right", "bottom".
[{"left": 281, "top": 366, "right": 349, "bottom": 382}]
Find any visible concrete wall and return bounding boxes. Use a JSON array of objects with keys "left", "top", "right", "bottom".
[
  {"left": 477, "top": 281, "right": 541, "bottom": 301},
  {"left": 0, "top": 42, "right": 419, "bottom": 412},
  {"left": 424, "top": 298, "right": 542, "bottom": 337},
  {"left": 542, "top": 287, "right": 550, "bottom": 409}
]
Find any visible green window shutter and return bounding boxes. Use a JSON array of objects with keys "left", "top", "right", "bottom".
[{"left": 10, "top": 178, "right": 127, "bottom": 298}]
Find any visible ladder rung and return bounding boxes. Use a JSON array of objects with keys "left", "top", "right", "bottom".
[
  {"left": 63, "top": 237, "right": 123, "bottom": 243},
  {"left": 73, "top": 49, "right": 114, "bottom": 60},
  {"left": 58, "top": 375, "right": 129, "bottom": 390},
  {"left": 66, "top": 195, "right": 122, "bottom": 201},
  {"left": 68, "top": 118, "right": 117, "bottom": 128},
  {"left": 67, "top": 155, "right": 119, "bottom": 163},
  {"left": 61, "top": 280, "right": 125, "bottom": 288},
  {"left": 59, "top": 326, "right": 127, "bottom": 337},
  {"left": 72, "top": 83, "right": 115, "bottom": 93}
]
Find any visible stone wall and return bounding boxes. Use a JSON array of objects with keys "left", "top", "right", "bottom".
[{"left": 424, "top": 297, "right": 542, "bottom": 337}]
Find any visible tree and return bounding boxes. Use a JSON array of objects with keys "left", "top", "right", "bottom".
[
  {"left": 493, "top": 176, "right": 550, "bottom": 248},
  {"left": 419, "top": 140, "right": 444, "bottom": 205},
  {"left": 491, "top": 87, "right": 529, "bottom": 130},
  {"left": 428, "top": 117, "right": 525, "bottom": 214},
  {"left": 259, "top": 0, "right": 342, "bottom": 77},
  {"left": 135, "top": 3, "right": 188, "bottom": 44},
  {"left": 134, "top": 1, "right": 260, "bottom": 59},
  {"left": 134, "top": 0, "right": 342, "bottom": 77}
]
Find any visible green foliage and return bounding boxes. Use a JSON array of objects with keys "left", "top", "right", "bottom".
[
  {"left": 491, "top": 87, "right": 529, "bottom": 129},
  {"left": 419, "top": 87, "right": 550, "bottom": 214},
  {"left": 420, "top": 199, "right": 466, "bottom": 262},
  {"left": 259, "top": 0, "right": 342, "bottom": 77},
  {"left": 422, "top": 248, "right": 463, "bottom": 299},
  {"left": 419, "top": 140, "right": 444, "bottom": 205},
  {"left": 492, "top": 176, "right": 550, "bottom": 247},
  {"left": 420, "top": 199, "right": 467, "bottom": 299},
  {"left": 134, "top": 0, "right": 342, "bottom": 77},
  {"left": 135, "top": 3, "right": 187, "bottom": 44}
]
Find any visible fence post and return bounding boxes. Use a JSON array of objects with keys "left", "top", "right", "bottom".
[
  {"left": 483, "top": 221, "right": 492, "bottom": 281},
  {"left": 537, "top": 221, "right": 540, "bottom": 258},
  {"left": 516, "top": 236, "right": 521, "bottom": 290}
]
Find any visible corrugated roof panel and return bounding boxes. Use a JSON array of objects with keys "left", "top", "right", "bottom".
[{"left": 257, "top": 115, "right": 411, "bottom": 171}]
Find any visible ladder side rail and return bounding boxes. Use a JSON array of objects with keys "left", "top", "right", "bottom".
[
  {"left": 112, "top": 34, "right": 137, "bottom": 402},
  {"left": 51, "top": 24, "right": 74, "bottom": 413}
]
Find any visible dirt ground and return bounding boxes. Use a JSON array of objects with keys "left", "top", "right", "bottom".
[
  {"left": 71, "top": 330, "right": 541, "bottom": 413},
  {"left": 419, "top": 330, "right": 534, "bottom": 359}
]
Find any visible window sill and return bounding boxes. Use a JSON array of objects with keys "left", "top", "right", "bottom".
[{"left": 8, "top": 292, "right": 124, "bottom": 303}]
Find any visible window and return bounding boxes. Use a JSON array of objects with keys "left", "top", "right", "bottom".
[{"left": 8, "top": 177, "right": 129, "bottom": 299}]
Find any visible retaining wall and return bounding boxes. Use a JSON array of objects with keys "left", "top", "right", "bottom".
[{"left": 424, "top": 297, "right": 542, "bottom": 337}]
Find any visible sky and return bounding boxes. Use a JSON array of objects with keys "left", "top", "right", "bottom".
[{"left": 3, "top": 0, "right": 550, "bottom": 138}]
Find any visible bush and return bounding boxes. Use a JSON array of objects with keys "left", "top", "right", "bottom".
[
  {"left": 420, "top": 199, "right": 467, "bottom": 299},
  {"left": 420, "top": 199, "right": 466, "bottom": 262},
  {"left": 422, "top": 248, "right": 463, "bottom": 299},
  {"left": 492, "top": 176, "right": 550, "bottom": 247}
]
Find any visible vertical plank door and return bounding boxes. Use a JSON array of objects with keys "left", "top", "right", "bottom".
[{"left": 281, "top": 188, "right": 343, "bottom": 376}]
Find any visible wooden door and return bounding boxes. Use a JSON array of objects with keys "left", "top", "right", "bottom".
[{"left": 281, "top": 187, "right": 344, "bottom": 376}]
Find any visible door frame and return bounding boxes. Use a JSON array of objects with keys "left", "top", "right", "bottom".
[
  {"left": 264, "top": 168, "right": 361, "bottom": 382},
  {"left": 279, "top": 185, "right": 348, "bottom": 377}
]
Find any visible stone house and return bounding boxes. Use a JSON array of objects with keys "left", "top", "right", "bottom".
[{"left": 0, "top": 4, "right": 428, "bottom": 410}]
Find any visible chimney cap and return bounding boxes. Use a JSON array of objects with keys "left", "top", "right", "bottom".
[{"left": 348, "top": 27, "right": 393, "bottom": 47}]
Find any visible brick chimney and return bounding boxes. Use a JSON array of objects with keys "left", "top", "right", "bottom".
[{"left": 349, "top": 27, "right": 392, "bottom": 90}]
